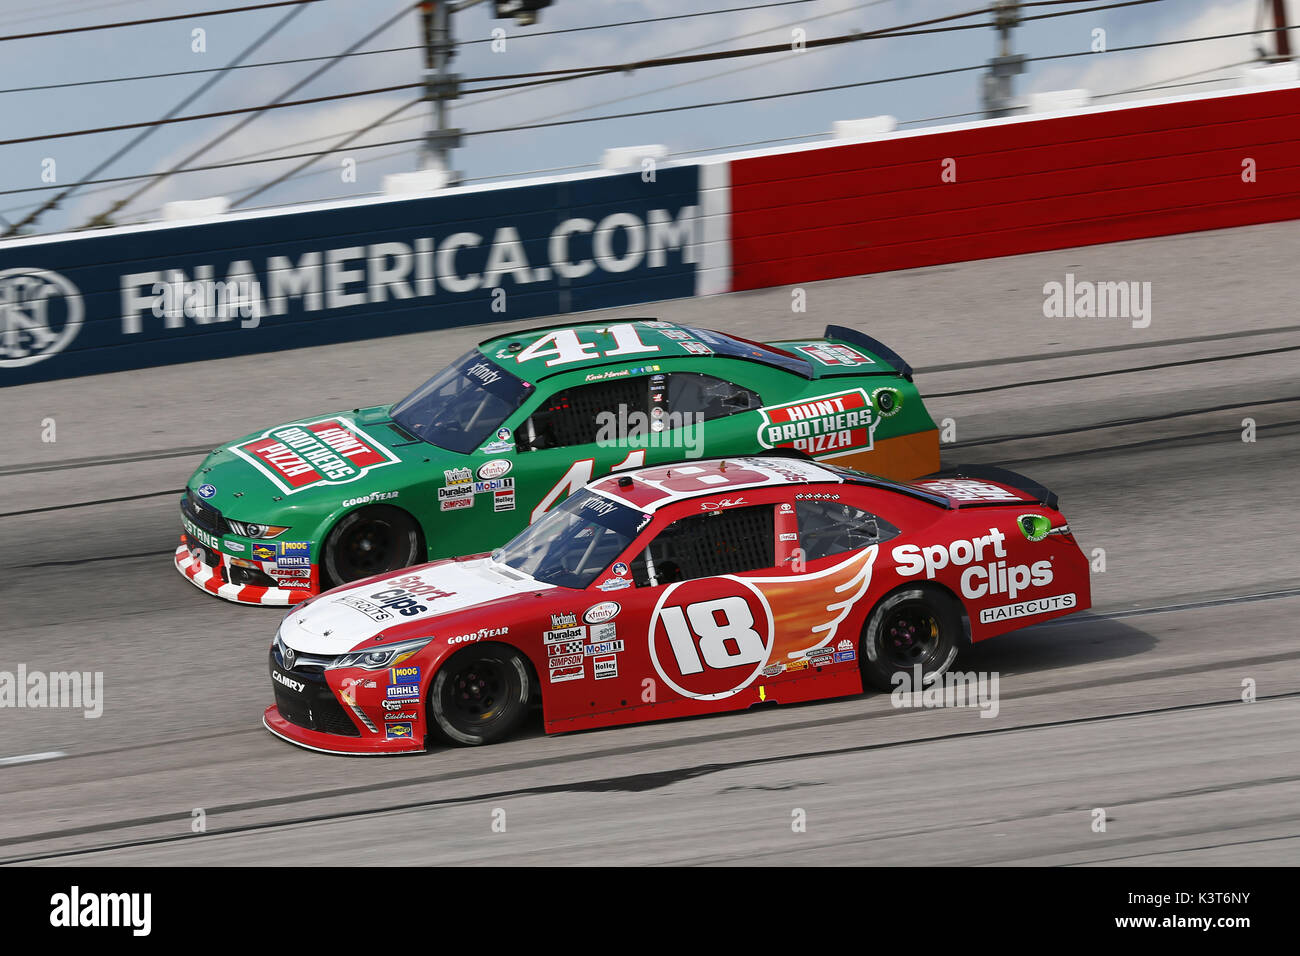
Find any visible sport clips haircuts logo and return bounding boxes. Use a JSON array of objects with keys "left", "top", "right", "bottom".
[{"left": 231, "top": 417, "right": 400, "bottom": 494}]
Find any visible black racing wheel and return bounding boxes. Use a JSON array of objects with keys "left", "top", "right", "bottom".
[
  {"left": 860, "top": 587, "right": 962, "bottom": 692},
  {"left": 321, "top": 505, "right": 422, "bottom": 587},
  {"left": 428, "top": 644, "right": 533, "bottom": 746}
]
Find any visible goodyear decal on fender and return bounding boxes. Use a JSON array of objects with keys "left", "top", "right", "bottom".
[
  {"left": 231, "top": 417, "right": 401, "bottom": 494},
  {"left": 757, "top": 388, "right": 877, "bottom": 458}
]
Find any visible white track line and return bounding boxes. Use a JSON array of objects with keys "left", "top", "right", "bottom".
[{"left": 0, "top": 751, "right": 67, "bottom": 766}]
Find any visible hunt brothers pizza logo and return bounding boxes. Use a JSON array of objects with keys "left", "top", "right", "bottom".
[
  {"left": 757, "top": 388, "right": 878, "bottom": 457},
  {"left": 232, "top": 417, "right": 400, "bottom": 494}
]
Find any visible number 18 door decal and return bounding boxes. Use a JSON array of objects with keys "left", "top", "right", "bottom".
[{"left": 648, "top": 546, "right": 878, "bottom": 700}]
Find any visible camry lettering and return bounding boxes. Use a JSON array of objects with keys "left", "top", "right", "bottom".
[{"left": 271, "top": 671, "right": 305, "bottom": 693}]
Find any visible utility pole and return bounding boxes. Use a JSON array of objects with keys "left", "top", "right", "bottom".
[
  {"left": 418, "top": 0, "right": 554, "bottom": 185},
  {"left": 420, "top": 1, "right": 463, "bottom": 184},
  {"left": 1267, "top": 0, "right": 1292, "bottom": 61},
  {"left": 982, "top": 0, "right": 1025, "bottom": 119}
]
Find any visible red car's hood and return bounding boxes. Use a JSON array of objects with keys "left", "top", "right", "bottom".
[{"left": 279, "top": 557, "right": 554, "bottom": 655}]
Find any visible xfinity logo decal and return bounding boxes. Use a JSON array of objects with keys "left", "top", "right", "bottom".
[{"left": 0, "top": 267, "right": 84, "bottom": 367}]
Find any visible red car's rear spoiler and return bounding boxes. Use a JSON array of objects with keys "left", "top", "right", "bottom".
[{"left": 919, "top": 465, "right": 1060, "bottom": 511}]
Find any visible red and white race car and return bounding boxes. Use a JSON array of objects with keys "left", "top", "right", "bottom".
[{"left": 264, "top": 454, "right": 1090, "bottom": 754}]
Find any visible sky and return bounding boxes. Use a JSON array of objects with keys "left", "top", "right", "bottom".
[{"left": 0, "top": 0, "right": 1284, "bottom": 236}]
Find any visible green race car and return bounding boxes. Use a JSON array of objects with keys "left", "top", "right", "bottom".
[{"left": 175, "top": 319, "right": 940, "bottom": 605}]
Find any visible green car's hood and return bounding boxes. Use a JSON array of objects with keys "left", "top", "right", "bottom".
[{"left": 187, "top": 405, "right": 454, "bottom": 522}]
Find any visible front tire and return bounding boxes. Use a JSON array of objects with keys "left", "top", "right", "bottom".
[
  {"left": 428, "top": 644, "right": 532, "bottom": 746},
  {"left": 321, "top": 505, "right": 421, "bottom": 588},
  {"left": 860, "top": 588, "right": 961, "bottom": 692}
]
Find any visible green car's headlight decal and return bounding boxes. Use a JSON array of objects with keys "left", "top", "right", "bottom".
[
  {"left": 1018, "top": 514, "right": 1052, "bottom": 542},
  {"left": 227, "top": 520, "right": 290, "bottom": 539},
  {"left": 872, "top": 386, "right": 904, "bottom": 418}
]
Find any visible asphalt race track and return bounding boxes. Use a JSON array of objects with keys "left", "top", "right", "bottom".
[{"left": 1, "top": 221, "right": 1297, "bottom": 866}]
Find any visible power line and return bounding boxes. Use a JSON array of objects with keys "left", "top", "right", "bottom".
[
  {"left": 0, "top": 0, "right": 152, "bottom": 30},
  {"left": 5, "top": 2, "right": 311, "bottom": 235},
  {"left": 0, "top": 0, "right": 825, "bottom": 95},
  {"left": 1091, "top": 59, "right": 1259, "bottom": 99},
  {"left": 454, "top": 0, "right": 894, "bottom": 127},
  {"left": 0, "top": 81, "right": 420, "bottom": 148},
  {"left": 458, "top": 0, "right": 1168, "bottom": 96},
  {"left": 2, "top": 23, "right": 1275, "bottom": 209},
  {"left": 0, "top": 0, "right": 322, "bottom": 43},
  {"left": 73, "top": 0, "right": 420, "bottom": 231},
  {"left": 43, "top": 0, "right": 879, "bottom": 197},
  {"left": 0, "top": 0, "right": 1165, "bottom": 148},
  {"left": 229, "top": 97, "right": 423, "bottom": 208}
]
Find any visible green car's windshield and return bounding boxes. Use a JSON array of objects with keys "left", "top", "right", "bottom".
[
  {"left": 492, "top": 490, "right": 648, "bottom": 589},
  {"left": 391, "top": 351, "right": 533, "bottom": 454}
]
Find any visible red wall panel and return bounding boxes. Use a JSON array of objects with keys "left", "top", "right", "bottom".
[{"left": 728, "top": 87, "right": 1300, "bottom": 290}]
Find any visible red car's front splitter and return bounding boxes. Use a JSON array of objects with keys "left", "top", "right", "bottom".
[{"left": 262, "top": 706, "right": 425, "bottom": 756}]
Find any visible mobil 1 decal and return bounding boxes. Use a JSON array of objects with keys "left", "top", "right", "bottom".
[
  {"left": 757, "top": 388, "right": 878, "bottom": 459},
  {"left": 648, "top": 547, "right": 877, "bottom": 701},
  {"left": 232, "top": 417, "right": 400, "bottom": 494}
]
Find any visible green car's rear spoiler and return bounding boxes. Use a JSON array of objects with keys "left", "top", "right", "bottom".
[{"left": 823, "top": 325, "right": 914, "bottom": 381}]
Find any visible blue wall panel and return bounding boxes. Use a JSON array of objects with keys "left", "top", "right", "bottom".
[{"left": 0, "top": 166, "right": 701, "bottom": 386}]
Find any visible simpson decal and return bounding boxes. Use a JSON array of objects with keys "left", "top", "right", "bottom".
[{"left": 232, "top": 418, "right": 400, "bottom": 494}]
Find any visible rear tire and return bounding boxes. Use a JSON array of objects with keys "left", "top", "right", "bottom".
[
  {"left": 428, "top": 644, "right": 532, "bottom": 746},
  {"left": 321, "top": 506, "right": 421, "bottom": 588},
  {"left": 860, "top": 587, "right": 961, "bottom": 692}
]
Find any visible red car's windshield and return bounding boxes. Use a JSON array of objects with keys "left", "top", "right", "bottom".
[{"left": 492, "top": 490, "right": 648, "bottom": 589}]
